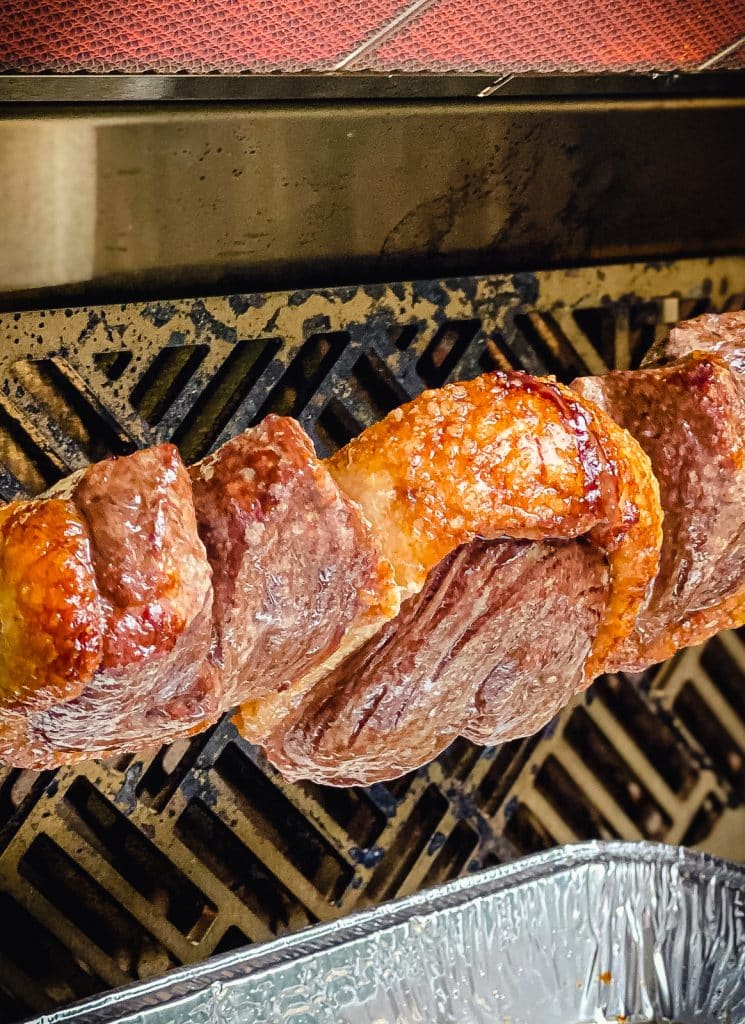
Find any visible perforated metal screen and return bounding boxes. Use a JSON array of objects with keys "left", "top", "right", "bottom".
[
  {"left": 0, "top": 257, "right": 743, "bottom": 1021},
  {"left": 0, "top": 0, "right": 743, "bottom": 73}
]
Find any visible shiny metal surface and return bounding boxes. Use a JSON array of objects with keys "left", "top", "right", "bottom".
[
  {"left": 1, "top": 98, "right": 744, "bottom": 304},
  {"left": 33, "top": 842, "right": 745, "bottom": 1024},
  {"left": 1, "top": 71, "right": 744, "bottom": 102}
]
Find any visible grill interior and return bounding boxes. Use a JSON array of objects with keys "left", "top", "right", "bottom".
[{"left": 0, "top": 256, "right": 743, "bottom": 1020}]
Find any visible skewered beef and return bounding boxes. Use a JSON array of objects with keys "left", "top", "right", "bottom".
[
  {"left": 573, "top": 352, "right": 745, "bottom": 670},
  {"left": 0, "top": 313, "right": 743, "bottom": 784},
  {"left": 266, "top": 539, "right": 608, "bottom": 785},
  {"left": 0, "top": 445, "right": 213, "bottom": 768},
  {"left": 189, "top": 415, "right": 399, "bottom": 737}
]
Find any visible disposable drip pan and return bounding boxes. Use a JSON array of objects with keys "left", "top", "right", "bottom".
[{"left": 35, "top": 841, "right": 745, "bottom": 1024}]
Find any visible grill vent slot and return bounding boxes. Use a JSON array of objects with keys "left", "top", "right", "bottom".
[
  {"left": 131, "top": 344, "right": 209, "bottom": 426},
  {"left": 572, "top": 307, "right": 617, "bottom": 367},
  {"left": 316, "top": 398, "right": 364, "bottom": 451},
  {"left": 595, "top": 675, "right": 697, "bottom": 796},
  {"left": 503, "top": 802, "right": 556, "bottom": 855},
  {"left": 215, "top": 744, "right": 353, "bottom": 903},
  {"left": 176, "top": 798, "right": 310, "bottom": 934},
  {"left": 675, "top": 682, "right": 745, "bottom": 789},
  {"left": 0, "top": 893, "right": 103, "bottom": 1012},
  {"left": 0, "top": 399, "right": 68, "bottom": 495},
  {"left": 15, "top": 357, "right": 135, "bottom": 462},
  {"left": 292, "top": 781, "right": 386, "bottom": 850},
  {"left": 513, "top": 312, "right": 592, "bottom": 381},
  {"left": 475, "top": 739, "right": 534, "bottom": 815},
  {"left": 683, "top": 793, "right": 726, "bottom": 847},
  {"left": 422, "top": 821, "right": 479, "bottom": 888},
  {"left": 564, "top": 707, "right": 671, "bottom": 839},
  {"left": 700, "top": 638, "right": 745, "bottom": 723},
  {"left": 389, "top": 323, "right": 419, "bottom": 350},
  {"left": 173, "top": 337, "right": 280, "bottom": 461},
  {"left": 535, "top": 755, "right": 617, "bottom": 841},
  {"left": 135, "top": 738, "right": 200, "bottom": 811},
  {"left": 367, "top": 785, "right": 448, "bottom": 901},
  {"left": 65, "top": 778, "right": 217, "bottom": 941},
  {"left": 213, "top": 926, "right": 250, "bottom": 956},
  {"left": 19, "top": 834, "right": 176, "bottom": 978},
  {"left": 350, "top": 350, "right": 409, "bottom": 423},
  {"left": 256, "top": 332, "right": 348, "bottom": 422},
  {"left": 93, "top": 350, "right": 133, "bottom": 382},
  {"left": 479, "top": 329, "right": 520, "bottom": 373},
  {"left": 417, "top": 319, "right": 481, "bottom": 387}
]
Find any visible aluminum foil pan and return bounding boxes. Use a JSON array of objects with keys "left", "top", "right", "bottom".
[{"left": 36, "top": 841, "right": 745, "bottom": 1024}]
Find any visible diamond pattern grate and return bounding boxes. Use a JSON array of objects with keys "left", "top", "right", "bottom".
[
  {"left": 1, "top": 0, "right": 743, "bottom": 73},
  {"left": 0, "top": 256, "right": 743, "bottom": 1019}
]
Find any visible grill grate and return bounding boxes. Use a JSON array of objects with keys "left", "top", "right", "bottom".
[{"left": 0, "top": 256, "right": 743, "bottom": 1019}]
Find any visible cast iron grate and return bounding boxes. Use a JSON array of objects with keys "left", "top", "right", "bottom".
[{"left": 0, "top": 256, "right": 743, "bottom": 1019}]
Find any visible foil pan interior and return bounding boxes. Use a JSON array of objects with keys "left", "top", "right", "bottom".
[{"left": 37, "top": 842, "right": 745, "bottom": 1024}]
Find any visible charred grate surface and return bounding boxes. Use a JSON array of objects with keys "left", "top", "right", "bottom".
[{"left": 0, "top": 257, "right": 743, "bottom": 1018}]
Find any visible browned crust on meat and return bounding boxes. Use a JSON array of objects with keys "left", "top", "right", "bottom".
[
  {"left": 0, "top": 499, "right": 102, "bottom": 711},
  {"left": 645, "top": 310, "right": 745, "bottom": 373},
  {"left": 327, "top": 370, "right": 662, "bottom": 683},
  {"left": 77, "top": 445, "right": 212, "bottom": 670},
  {"left": 0, "top": 446, "right": 213, "bottom": 767},
  {"left": 574, "top": 354, "right": 745, "bottom": 671},
  {"left": 196, "top": 417, "right": 400, "bottom": 744},
  {"left": 629, "top": 586, "right": 745, "bottom": 668}
]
